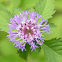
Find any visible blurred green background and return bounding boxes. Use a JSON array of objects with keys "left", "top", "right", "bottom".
[{"left": 0, "top": 0, "right": 62, "bottom": 62}]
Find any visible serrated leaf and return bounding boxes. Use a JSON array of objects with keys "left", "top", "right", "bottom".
[
  {"left": 42, "top": 38, "right": 62, "bottom": 62},
  {"left": 0, "top": 8, "right": 12, "bottom": 32},
  {"left": 35, "top": 0, "right": 55, "bottom": 19},
  {"left": 42, "top": 43, "right": 62, "bottom": 62},
  {"left": 44, "top": 14, "right": 62, "bottom": 40},
  {"left": 44, "top": 38, "right": 62, "bottom": 55}
]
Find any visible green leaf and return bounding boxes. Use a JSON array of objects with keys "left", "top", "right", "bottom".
[
  {"left": 18, "top": 43, "right": 31, "bottom": 60},
  {"left": 44, "top": 38, "right": 62, "bottom": 55},
  {"left": 0, "top": 8, "right": 12, "bottom": 32},
  {"left": 18, "top": 41, "right": 41, "bottom": 60},
  {"left": 35, "top": 0, "right": 55, "bottom": 19},
  {"left": 27, "top": 48, "right": 48, "bottom": 62},
  {"left": 43, "top": 23, "right": 56, "bottom": 40},
  {"left": 44, "top": 14, "right": 62, "bottom": 40},
  {"left": 20, "top": 0, "right": 38, "bottom": 10},
  {"left": 42, "top": 43, "right": 62, "bottom": 62},
  {"left": 48, "top": 14, "right": 62, "bottom": 38},
  {"left": 42, "top": 38, "right": 62, "bottom": 62}
]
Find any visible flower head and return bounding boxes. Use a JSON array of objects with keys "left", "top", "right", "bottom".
[{"left": 7, "top": 11, "right": 50, "bottom": 52}]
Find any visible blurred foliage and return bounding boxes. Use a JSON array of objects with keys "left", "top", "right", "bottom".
[
  {"left": 0, "top": 31, "right": 25, "bottom": 62},
  {"left": 55, "top": 0, "right": 62, "bottom": 11},
  {"left": 0, "top": 0, "right": 21, "bottom": 12},
  {"left": 0, "top": 0, "right": 62, "bottom": 62},
  {"left": 20, "top": 0, "right": 38, "bottom": 10}
]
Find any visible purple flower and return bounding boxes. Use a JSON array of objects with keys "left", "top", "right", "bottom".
[{"left": 7, "top": 11, "right": 50, "bottom": 52}]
